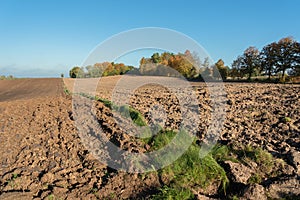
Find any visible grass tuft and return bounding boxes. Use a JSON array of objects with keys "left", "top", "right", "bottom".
[
  {"left": 78, "top": 93, "right": 147, "bottom": 127},
  {"left": 238, "top": 145, "right": 274, "bottom": 173},
  {"left": 152, "top": 185, "right": 194, "bottom": 200},
  {"left": 117, "top": 105, "right": 147, "bottom": 127},
  {"left": 248, "top": 173, "right": 262, "bottom": 184},
  {"left": 144, "top": 130, "right": 177, "bottom": 150},
  {"left": 64, "top": 87, "right": 71, "bottom": 95},
  {"left": 147, "top": 131, "right": 229, "bottom": 198}
]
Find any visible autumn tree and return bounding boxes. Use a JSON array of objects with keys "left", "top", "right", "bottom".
[
  {"left": 140, "top": 57, "right": 147, "bottom": 66},
  {"left": 139, "top": 51, "right": 198, "bottom": 78},
  {"left": 86, "top": 65, "right": 101, "bottom": 77},
  {"left": 183, "top": 50, "right": 194, "bottom": 65},
  {"left": 203, "top": 57, "right": 210, "bottom": 68},
  {"left": 274, "top": 37, "right": 300, "bottom": 81},
  {"left": 160, "top": 52, "right": 173, "bottom": 66},
  {"left": 201, "top": 67, "right": 212, "bottom": 80},
  {"left": 69, "top": 66, "right": 84, "bottom": 78},
  {"left": 259, "top": 37, "right": 300, "bottom": 81},
  {"left": 168, "top": 54, "right": 197, "bottom": 78},
  {"left": 140, "top": 63, "right": 157, "bottom": 75},
  {"left": 151, "top": 53, "right": 161, "bottom": 63},
  {"left": 230, "top": 56, "right": 245, "bottom": 79},
  {"left": 191, "top": 51, "right": 202, "bottom": 74},
  {"left": 69, "top": 62, "right": 133, "bottom": 78},
  {"left": 260, "top": 42, "right": 277, "bottom": 79},
  {"left": 232, "top": 46, "right": 260, "bottom": 80},
  {"left": 212, "top": 59, "right": 229, "bottom": 80},
  {"left": 228, "top": 67, "right": 240, "bottom": 80}
]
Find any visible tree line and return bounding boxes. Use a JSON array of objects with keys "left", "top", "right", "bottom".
[
  {"left": 69, "top": 62, "right": 134, "bottom": 78},
  {"left": 0, "top": 75, "right": 15, "bottom": 80},
  {"left": 139, "top": 51, "right": 198, "bottom": 78},
  {"left": 231, "top": 37, "right": 300, "bottom": 81},
  {"left": 138, "top": 50, "right": 229, "bottom": 80},
  {"left": 69, "top": 36, "right": 300, "bottom": 82},
  {"left": 69, "top": 51, "right": 229, "bottom": 80}
]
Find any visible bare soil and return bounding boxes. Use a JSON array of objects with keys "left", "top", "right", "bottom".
[
  {"left": 0, "top": 76, "right": 299, "bottom": 199},
  {"left": 0, "top": 78, "right": 63, "bottom": 102}
]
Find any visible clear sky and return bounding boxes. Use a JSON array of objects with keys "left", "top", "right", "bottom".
[{"left": 0, "top": 0, "right": 300, "bottom": 77}]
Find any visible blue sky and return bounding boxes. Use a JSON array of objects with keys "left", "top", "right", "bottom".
[{"left": 0, "top": 0, "right": 300, "bottom": 77}]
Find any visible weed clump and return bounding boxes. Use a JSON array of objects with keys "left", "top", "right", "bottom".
[
  {"left": 152, "top": 185, "right": 194, "bottom": 200},
  {"left": 145, "top": 131, "right": 229, "bottom": 199},
  {"left": 79, "top": 93, "right": 147, "bottom": 127}
]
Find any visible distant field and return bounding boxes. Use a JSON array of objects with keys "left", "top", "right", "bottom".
[{"left": 0, "top": 78, "right": 63, "bottom": 102}]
